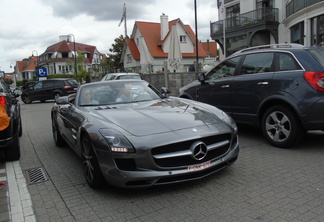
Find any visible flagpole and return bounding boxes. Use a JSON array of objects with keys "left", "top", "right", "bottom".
[
  {"left": 119, "top": 3, "right": 127, "bottom": 37},
  {"left": 124, "top": 4, "right": 127, "bottom": 37}
]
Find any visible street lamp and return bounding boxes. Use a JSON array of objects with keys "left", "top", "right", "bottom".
[
  {"left": 32, "top": 50, "right": 39, "bottom": 80},
  {"left": 68, "top": 34, "right": 77, "bottom": 81}
]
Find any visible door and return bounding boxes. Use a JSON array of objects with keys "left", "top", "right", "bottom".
[
  {"left": 230, "top": 52, "right": 274, "bottom": 123},
  {"left": 197, "top": 56, "right": 241, "bottom": 113}
]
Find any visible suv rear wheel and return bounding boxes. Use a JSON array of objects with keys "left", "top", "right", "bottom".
[{"left": 261, "top": 105, "right": 304, "bottom": 148}]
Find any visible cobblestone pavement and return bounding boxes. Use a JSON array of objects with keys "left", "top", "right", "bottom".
[{"left": 1, "top": 101, "right": 324, "bottom": 222}]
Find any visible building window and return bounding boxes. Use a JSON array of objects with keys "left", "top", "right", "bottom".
[
  {"left": 311, "top": 15, "right": 324, "bottom": 46},
  {"left": 127, "top": 54, "right": 132, "bottom": 63},
  {"left": 180, "top": 35, "right": 186, "bottom": 42},
  {"left": 291, "top": 22, "right": 304, "bottom": 45}
]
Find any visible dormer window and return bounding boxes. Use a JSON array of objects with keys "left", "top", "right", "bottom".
[{"left": 180, "top": 35, "right": 187, "bottom": 43}]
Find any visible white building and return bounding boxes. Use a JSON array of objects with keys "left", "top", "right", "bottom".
[
  {"left": 121, "top": 14, "right": 218, "bottom": 73},
  {"left": 212, "top": 0, "right": 324, "bottom": 59}
]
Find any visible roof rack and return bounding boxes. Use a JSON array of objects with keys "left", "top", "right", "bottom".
[{"left": 233, "top": 43, "right": 305, "bottom": 55}]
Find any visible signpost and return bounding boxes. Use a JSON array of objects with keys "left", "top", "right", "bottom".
[{"left": 37, "top": 68, "right": 48, "bottom": 81}]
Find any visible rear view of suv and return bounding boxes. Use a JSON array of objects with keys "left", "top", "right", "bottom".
[
  {"left": 0, "top": 78, "right": 22, "bottom": 161},
  {"left": 21, "top": 78, "right": 79, "bottom": 104},
  {"left": 179, "top": 44, "right": 324, "bottom": 148}
]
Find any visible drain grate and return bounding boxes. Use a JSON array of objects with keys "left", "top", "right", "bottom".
[{"left": 25, "top": 167, "right": 49, "bottom": 185}]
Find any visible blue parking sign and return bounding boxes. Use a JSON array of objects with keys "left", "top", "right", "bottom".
[{"left": 37, "top": 68, "right": 48, "bottom": 77}]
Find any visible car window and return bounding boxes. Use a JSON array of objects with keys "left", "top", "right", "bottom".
[
  {"left": 276, "top": 53, "right": 302, "bottom": 71},
  {"left": 241, "top": 52, "right": 274, "bottom": 74},
  {"left": 52, "top": 81, "right": 62, "bottom": 88},
  {"left": 206, "top": 56, "right": 240, "bottom": 80},
  {"left": 0, "top": 79, "right": 10, "bottom": 93},
  {"left": 306, "top": 48, "right": 324, "bottom": 67},
  {"left": 34, "top": 82, "right": 43, "bottom": 90},
  {"left": 118, "top": 75, "right": 141, "bottom": 80},
  {"left": 42, "top": 81, "right": 54, "bottom": 89}
]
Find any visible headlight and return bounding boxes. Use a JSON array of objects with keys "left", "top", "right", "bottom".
[
  {"left": 221, "top": 111, "right": 238, "bottom": 133},
  {"left": 99, "top": 129, "right": 135, "bottom": 153}
]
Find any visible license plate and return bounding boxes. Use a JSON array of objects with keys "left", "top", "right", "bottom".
[{"left": 187, "top": 161, "right": 211, "bottom": 172}]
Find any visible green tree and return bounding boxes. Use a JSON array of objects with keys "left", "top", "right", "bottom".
[
  {"left": 66, "top": 51, "right": 87, "bottom": 83},
  {"left": 103, "top": 35, "right": 126, "bottom": 73}
]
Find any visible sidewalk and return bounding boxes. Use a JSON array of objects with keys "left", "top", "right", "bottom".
[{"left": 0, "top": 160, "right": 36, "bottom": 222}]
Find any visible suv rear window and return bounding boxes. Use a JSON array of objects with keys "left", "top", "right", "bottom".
[{"left": 307, "top": 48, "right": 324, "bottom": 67}]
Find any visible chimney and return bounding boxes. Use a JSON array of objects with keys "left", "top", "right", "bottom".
[{"left": 160, "top": 14, "right": 169, "bottom": 40}]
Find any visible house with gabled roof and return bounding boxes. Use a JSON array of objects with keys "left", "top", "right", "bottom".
[
  {"left": 39, "top": 35, "right": 106, "bottom": 76},
  {"left": 122, "top": 14, "right": 217, "bottom": 73},
  {"left": 15, "top": 56, "right": 39, "bottom": 80}
]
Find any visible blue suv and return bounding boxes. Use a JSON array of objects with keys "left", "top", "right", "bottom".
[{"left": 179, "top": 44, "right": 324, "bottom": 148}]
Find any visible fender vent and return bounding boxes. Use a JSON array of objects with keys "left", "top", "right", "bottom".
[{"left": 25, "top": 167, "right": 49, "bottom": 184}]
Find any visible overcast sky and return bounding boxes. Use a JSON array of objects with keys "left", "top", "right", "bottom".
[{"left": 0, "top": 0, "right": 219, "bottom": 73}]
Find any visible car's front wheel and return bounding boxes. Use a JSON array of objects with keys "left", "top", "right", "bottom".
[
  {"left": 52, "top": 116, "right": 66, "bottom": 147},
  {"left": 21, "top": 95, "right": 32, "bottom": 104},
  {"left": 81, "top": 135, "right": 105, "bottom": 188},
  {"left": 261, "top": 105, "right": 304, "bottom": 148}
]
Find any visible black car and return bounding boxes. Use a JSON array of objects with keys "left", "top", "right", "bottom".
[
  {"left": 21, "top": 78, "right": 79, "bottom": 104},
  {"left": 51, "top": 80, "right": 239, "bottom": 188},
  {"left": 0, "top": 78, "right": 22, "bottom": 161},
  {"left": 179, "top": 44, "right": 324, "bottom": 148}
]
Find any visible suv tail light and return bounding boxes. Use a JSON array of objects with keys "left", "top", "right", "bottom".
[
  {"left": 304, "top": 71, "right": 324, "bottom": 91},
  {"left": 63, "top": 86, "right": 72, "bottom": 89}
]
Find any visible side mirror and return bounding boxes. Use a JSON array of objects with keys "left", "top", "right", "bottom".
[
  {"left": 56, "top": 96, "right": 69, "bottom": 105},
  {"left": 160, "top": 87, "right": 170, "bottom": 98},
  {"left": 198, "top": 73, "right": 206, "bottom": 83}
]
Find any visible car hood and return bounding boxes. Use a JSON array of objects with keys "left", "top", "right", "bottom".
[{"left": 90, "top": 98, "right": 225, "bottom": 136}]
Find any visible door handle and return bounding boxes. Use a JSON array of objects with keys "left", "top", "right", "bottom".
[
  {"left": 257, "top": 82, "right": 269, "bottom": 85},
  {"left": 221, "top": 85, "right": 230, "bottom": 88}
]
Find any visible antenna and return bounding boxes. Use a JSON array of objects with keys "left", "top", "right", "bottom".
[{"left": 118, "top": 3, "right": 127, "bottom": 37}]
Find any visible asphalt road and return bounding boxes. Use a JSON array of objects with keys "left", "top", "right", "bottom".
[{"left": 12, "top": 100, "right": 324, "bottom": 221}]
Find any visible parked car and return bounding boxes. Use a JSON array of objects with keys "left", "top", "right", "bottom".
[
  {"left": 179, "top": 44, "right": 324, "bottom": 148},
  {"left": 51, "top": 80, "right": 239, "bottom": 188},
  {"left": 21, "top": 78, "right": 79, "bottom": 104},
  {"left": 0, "top": 77, "right": 22, "bottom": 161},
  {"left": 101, "top": 73, "right": 142, "bottom": 81}
]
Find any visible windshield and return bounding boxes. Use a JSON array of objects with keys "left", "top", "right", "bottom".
[
  {"left": 307, "top": 47, "right": 324, "bottom": 67},
  {"left": 78, "top": 81, "right": 162, "bottom": 106}
]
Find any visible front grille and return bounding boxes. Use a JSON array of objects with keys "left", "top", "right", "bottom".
[{"left": 151, "top": 133, "right": 232, "bottom": 168}]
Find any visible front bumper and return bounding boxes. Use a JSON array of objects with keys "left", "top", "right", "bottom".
[{"left": 96, "top": 138, "right": 239, "bottom": 188}]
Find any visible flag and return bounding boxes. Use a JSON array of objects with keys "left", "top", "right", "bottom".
[
  {"left": 118, "top": 3, "right": 126, "bottom": 27},
  {"left": 219, "top": 0, "right": 225, "bottom": 20}
]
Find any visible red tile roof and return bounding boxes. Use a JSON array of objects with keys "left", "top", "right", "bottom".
[
  {"left": 202, "top": 41, "right": 218, "bottom": 57},
  {"left": 127, "top": 19, "right": 208, "bottom": 60}
]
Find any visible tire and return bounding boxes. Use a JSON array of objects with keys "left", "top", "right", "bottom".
[
  {"left": 81, "top": 135, "right": 105, "bottom": 188},
  {"left": 5, "top": 134, "right": 20, "bottom": 161},
  {"left": 261, "top": 105, "right": 304, "bottom": 148},
  {"left": 21, "top": 95, "right": 32, "bottom": 104},
  {"left": 54, "top": 93, "right": 61, "bottom": 100},
  {"left": 52, "top": 116, "right": 66, "bottom": 147}
]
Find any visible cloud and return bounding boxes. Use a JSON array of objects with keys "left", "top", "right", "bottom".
[{"left": 0, "top": 0, "right": 219, "bottom": 73}]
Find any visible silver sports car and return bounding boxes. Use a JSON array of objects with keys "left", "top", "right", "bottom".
[{"left": 51, "top": 80, "right": 239, "bottom": 188}]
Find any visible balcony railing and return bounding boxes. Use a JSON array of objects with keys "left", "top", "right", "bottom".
[
  {"left": 286, "top": 0, "right": 322, "bottom": 18},
  {"left": 211, "top": 8, "right": 279, "bottom": 35}
]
